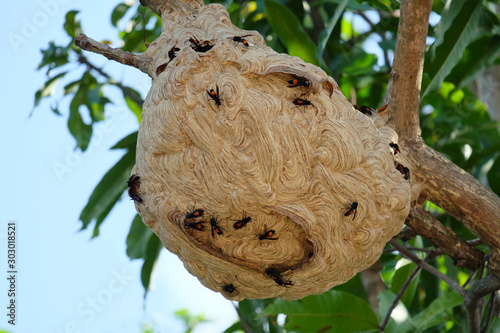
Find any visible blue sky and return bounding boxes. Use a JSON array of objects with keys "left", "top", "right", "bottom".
[{"left": 0, "top": 0, "right": 237, "bottom": 332}]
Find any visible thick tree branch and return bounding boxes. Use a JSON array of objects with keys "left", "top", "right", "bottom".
[
  {"left": 75, "top": 34, "right": 152, "bottom": 76},
  {"left": 406, "top": 140, "right": 500, "bottom": 276},
  {"left": 405, "top": 206, "right": 485, "bottom": 271},
  {"left": 386, "top": 0, "right": 432, "bottom": 141}
]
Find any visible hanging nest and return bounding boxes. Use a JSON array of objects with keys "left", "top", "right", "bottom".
[{"left": 130, "top": 1, "right": 417, "bottom": 301}]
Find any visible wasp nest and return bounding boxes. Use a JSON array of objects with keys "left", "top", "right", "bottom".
[{"left": 130, "top": 2, "right": 414, "bottom": 300}]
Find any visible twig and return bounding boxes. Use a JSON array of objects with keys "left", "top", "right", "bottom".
[
  {"left": 356, "top": 10, "right": 391, "bottom": 71},
  {"left": 389, "top": 239, "right": 465, "bottom": 296},
  {"left": 464, "top": 275, "right": 500, "bottom": 333},
  {"left": 480, "top": 292, "right": 496, "bottom": 333},
  {"left": 75, "top": 34, "right": 152, "bottom": 76},
  {"left": 383, "top": 246, "right": 434, "bottom": 254},
  {"left": 379, "top": 256, "right": 428, "bottom": 332},
  {"left": 77, "top": 55, "right": 145, "bottom": 107},
  {"left": 405, "top": 206, "right": 485, "bottom": 271},
  {"left": 233, "top": 303, "right": 252, "bottom": 333}
]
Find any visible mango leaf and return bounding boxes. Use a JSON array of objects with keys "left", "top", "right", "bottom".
[
  {"left": 121, "top": 87, "right": 143, "bottom": 122},
  {"left": 126, "top": 214, "right": 154, "bottom": 259},
  {"left": 390, "top": 261, "right": 420, "bottom": 308},
  {"left": 316, "top": 0, "right": 348, "bottom": 61},
  {"left": 68, "top": 88, "right": 93, "bottom": 151},
  {"left": 240, "top": 299, "right": 278, "bottom": 332},
  {"left": 79, "top": 139, "right": 136, "bottom": 229},
  {"left": 85, "top": 83, "right": 111, "bottom": 122},
  {"left": 411, "top": 290, "right": 462, "bottom": 331},
  {"left": 64, "top": 10, "right": 82, "bottom": 38},
  {"left": 264, "top": 290, "right": 379, "bottom": 332},
  {"left": 487, "top": 154, "right": 500, "bottom": 197},
  {"left": 111, "top": 3, "right": 131, "bottom": 27},
  {"left": 111, "top": 130, "right": 138, "bottom": 150},
  {"left": 91, "top": 189, "right": 124, "bottom": 238},
  {"left": 377, "top": 290, "right": 413, "bottom": 333},
  {"left": 140, "top": 232, "right": 163, "bottom": 295},
  {"left": 264, "top": 0, "right": 318, "bottom": 65},
  {"left": 446, "top": 34, "right": 500, "bottom": 89},
  {"left": 422, "top": 0, "right": 485, "bottom": 97},
  {"left": 33, "top": 71, "right": 67, "bottom": 110},
  {"left": 37, "top": 42, "right": 70, "bottom": 73}
]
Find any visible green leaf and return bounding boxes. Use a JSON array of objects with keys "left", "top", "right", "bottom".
[
  {"left": 68, "top": 88, "right": 93, "bottom": 151},
  {"left": 140, "top": 233, "right": 163, "bottom": 294},
  {"left": 264, "top": 0, "right": 319, "bottom": 65},
  {"left": 412, "top": 290, "right": 462, "bottom": 331},
  {"left": 111, "top": 3, "right": 131, "bottom": 27},
  {"left": 91, "top": 189, "right": 124, "bottom": 238},
  {"left": 64, "top": 10, "right": 82, "bottom": 38},
  {"left": 33, "top": 71, "right": 67, "bottom": 109},
  {"left": 79, "top": 148, "right": 136, "bottom": 229},
  {"left": 239, "top": 299, "right": 272, "bottom": 332},
  {"left": 390, "top": 260, "right": 420, "bottom": 308},
  {"left": 264, "top": 290, "right": 379, "bottom": 332},
  {"left": 446, "top": 34, "right": 500, "bottom": 89},
  {"left": 111, "top": 131, "right": 138, "bottom": 150},
  {"left": 86, "top": 83, "right": 111, "bottom": 121},
  {"left": 422, "top": 0, "right": 484, "bottom": 97},
  {"left": 488, "top": 154, "right": 500, "bottom": 197},
  {"left": 121, "top": 87, "right": 143, "bottom": 122},
  {"left": 377, "top": 290, "right": 413, "bottom": 333},
  {"left": 126, "top": 214, "right": 153, "bottom": 259},
  {"left": 37, "top": 42, "right": 70, "bottom": 73},
  {"left": 316, "top": 0, "right": 348, "bottom": 61}
]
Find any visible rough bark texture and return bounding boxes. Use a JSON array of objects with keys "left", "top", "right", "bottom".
[{"left": 405, "top": 206, "right": 484, "bottom": 271}]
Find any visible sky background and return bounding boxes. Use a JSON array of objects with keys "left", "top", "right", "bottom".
[
  {"left": 0, "top": 0, "right": 238, "bottom": 332},
  {"left": 0, "top": 0, "right": 400, "bottom": 332}
]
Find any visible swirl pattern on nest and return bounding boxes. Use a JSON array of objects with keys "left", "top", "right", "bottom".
[{"left": 132, "top": 3, "right": 414, "bottom": 300}]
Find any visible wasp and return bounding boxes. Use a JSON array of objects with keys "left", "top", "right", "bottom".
[
  {"left": 265, "top": 268, "right": 293, "bottom": 287},
  {"left": 186, "top": 204, "right": 204, "bottom": 219},
  {"left": 395, "top": 162, "right": 410, "bottom": 180},
  {"left": 389, "top": 142, "right": 400, "bottom": 155},
  {"left": 292, "top": 98, "right": 312, "bottom": 111},
  {"left": 189, "top": 36, "right": 213, "bottom": 52},
  {"left": 233, "top": 211, "right": 252, "bottom": 229},
  {"left": 207, "top": 85, "right": 222, "bottom": 106},
  {"left": 168, "top": 45, "right": 180, "bottom": 60},
  {"left": 210, "top": 216, "right": 223, "bottom": 237},
  {"left": 258, "top": 225, "right": 278, "bottom": 240},
  {"left": 127, "top": 175, "right": 143, "bottom": 203},
  {"left": 353, "top": 105, "right": 375, "bottom": 116},
  {"left": 231, "top": 35, "right": 251, "bottom": 47},
  {"left": 223, "top": 283, "right": 235, "bottom": 293},
  {"left": 344, "top": 202, "right": 358, "bottom": 219},
  {"left": 184, "top": 221, "right": 205, "bottom": 231},
  {"left": 288, "top": 78, "right": 310, "bottom": 89}
]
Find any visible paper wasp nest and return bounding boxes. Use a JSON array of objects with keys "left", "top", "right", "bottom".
[{"left": 131, "top": 2, "right": 413, "bottom": 300}]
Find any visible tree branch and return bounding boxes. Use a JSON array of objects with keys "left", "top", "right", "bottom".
[
  {"left": 405, "top": 140, "right": 500, "bottom": 277},
  {"left": 464, "top": 275, "right": 500, "bottom": 333},
  {"left": 389, "top": 239, "right": 466, "bottom": 296},
  {"left": 75, "top": 34, "right": 152, "bottom": 76},
  {"left": 405, "top": 206, "right": 485, "bottom": 271},
  {"left": 386, "top": 0, "right": 432, "bottom": 141},
  {"left": 379, "top": 256, "right": 427, "bottom": 332}
]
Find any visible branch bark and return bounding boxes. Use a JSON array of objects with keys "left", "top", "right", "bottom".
[
  {"left": 386, "top": 0, "right": 432, "bottom": 140},
  {"left": 405, "top": 206, "right": 485, "bottom": 271},
  {"left": 405, "top": 140, "right": 500, "bottom": 276},
  {"left": 75, "top": 34, "right": 152, "bottom": 75}
]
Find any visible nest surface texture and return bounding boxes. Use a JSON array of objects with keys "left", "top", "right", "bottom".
[{"left": 132, "top": 3, "right": 413, "bottom": 300}]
